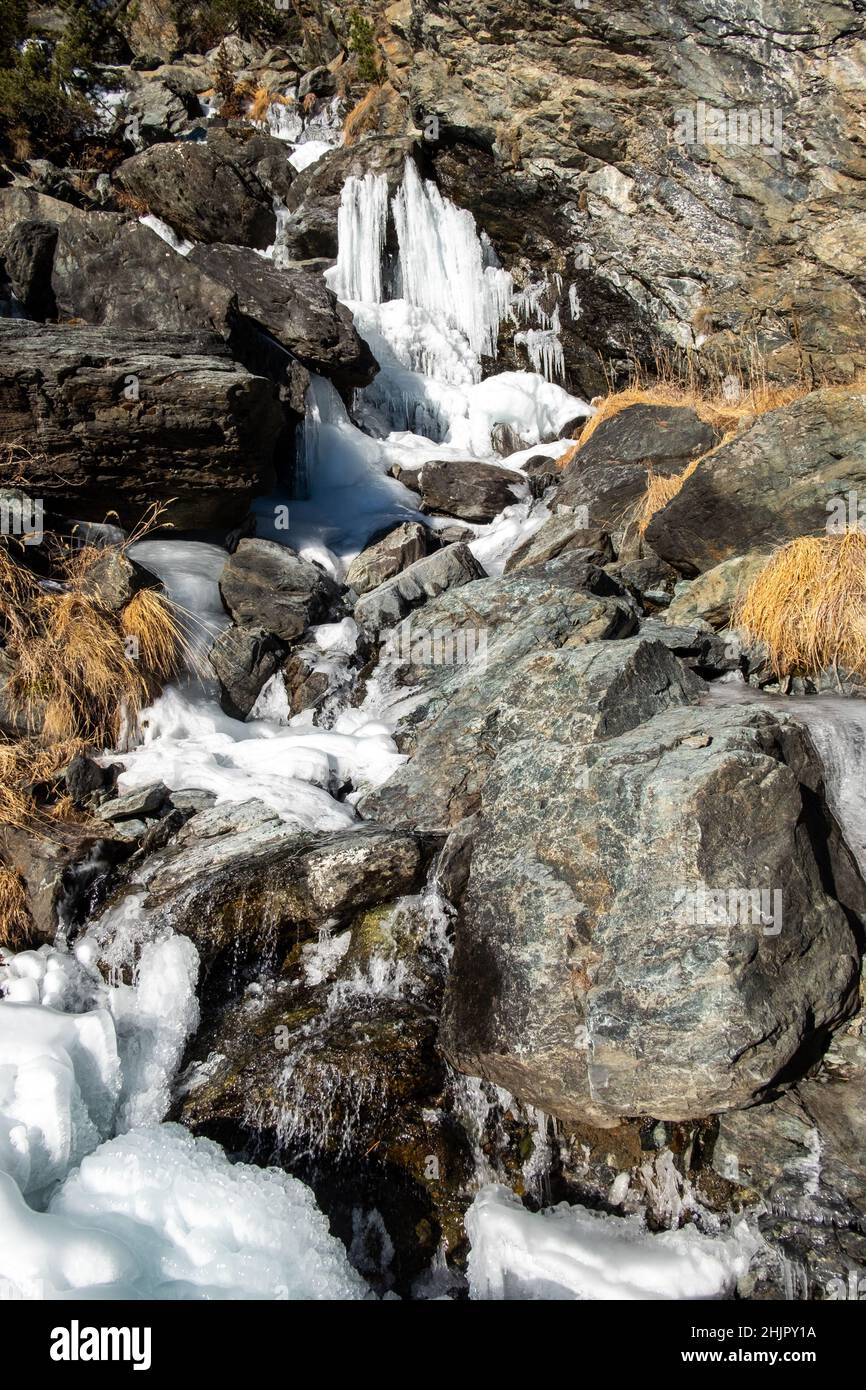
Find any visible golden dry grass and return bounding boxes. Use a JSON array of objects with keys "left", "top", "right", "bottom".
[
  {"left": 575, "top": 379, "right": 809, "bottom": 451},
  {"left": 635, "top": 458, "right": 701, "bottom": 535},
  {"left": 0, "top": 863, "right": 32, "bottom": 951},
  {"left": 343, "top": 85, "right": 386, "bottom": 146},
  {"left": 733, "top": 532, "right": 866, "bottom": 681},
  {"left": 0, "top": 503, "right": 191, "bottom": 831},
  {"left": 248, "top": 86, "right": 291, "bottom": 124}
]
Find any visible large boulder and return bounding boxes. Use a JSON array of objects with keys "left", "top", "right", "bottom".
[
  {"left": 115, "top": 129, "right": 296, "bottom": 249},
  {"left": 440, "top": 689, "right": 863, "bottom": 1126},
  {"left": 664, "top": 551, "right": 771, "bottom": 628},
  {"left": 208, "top": 624, "right": 289, "bottom": 720},
  {"left": 504, "top": 516, "right": 614, "bottom": 574},
  {"left": 0, "top": 219, "right": 58, "bottom": 319},
  {"left": 218, "top": 539, "right": 341, "bottom": 642},
  {"left": 646, "top": 392, "right": 866, "bottom": 573},
  {"left": 0, "top": 321, "right": 281, "bottom": 529},
  {"left": 556, "top": 404, "right": 721, "bottom": 531},
  {"left": 414, "top": 459, "right": 529, "bottom": 523},
  {"left": 187, "top": 243, "right": 378, "bottom": 389}
]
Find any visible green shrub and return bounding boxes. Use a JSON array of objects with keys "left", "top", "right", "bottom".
[{"left": 348, "top": 9, "right": 381, "bottom": 84}]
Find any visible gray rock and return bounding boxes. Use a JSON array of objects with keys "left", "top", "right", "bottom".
[
  {"left": 219, "top": 539, "right": 341, "bottom": 642},
  {"left": 556, "top": 404, "right": 721, "bottom": 530},
  {"left": 116, "top": 129, "right": 295, "bottom": 249},
  {"left": 208, "top": 624, "right": 289, "bottom": 721},
  {"left": 0, "top": 219, "right": 58, "bottom": 319},
  {"left": 354, "top": 543, "right": 486, "bottom": 634},
  {"left": 77, "top": 550, "right": 161, "bottom": 613},
  {"left": 187, "top": 243, "right": 378, "bottom": 390},
  {"left": 345, "top": 522, "right": 430, "bottom": 595},
  {"left": 441, "top": 695, "right": 863, "bottom": 1125},
  {"left": 664, "top": 552, "right": 770, "bottom": 629},
  {"left": 416, "top": 458, "right": 528, "bottom": 523},
  {"left": 113, "top": 815, "right": 427, "bottom": 961},
  {"left": 167, "top": 789, "right": 218, "bottom": 816},
  {"left": 98, "top": 782, "right": 169, "bottom": 821},
  {"left": 0, "top": 321, "right": 281, "bottom": 530},
  {"left": 646, "top": 392, "right": 866, "bottom": 574},
  {"left": 505, "top": 516, "right": 613, "bottom": 574}
]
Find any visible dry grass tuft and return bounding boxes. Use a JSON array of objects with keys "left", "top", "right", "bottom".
[
  {"left": 0, "top": 863, "right": 32, "bottom": 951},
  {"left": 733, "top": 532, "right": 866, "bottom": 681},
  {"left": 248, "top": 86, "right": 291, "bottom": 124},
  {"left": 343, "top": 85, "right": 386, "bottom": 145},
  {"left": 635, "top": 458, "right": 702, "bottom": 535}
]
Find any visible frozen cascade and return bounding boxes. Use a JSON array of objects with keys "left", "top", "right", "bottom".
[{"left": 326, "top": 172, "right": 389, "bottom": 304}]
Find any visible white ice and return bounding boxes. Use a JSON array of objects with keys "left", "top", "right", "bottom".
[{"left": 466, "top": 1185, "right": 760, "bottom": 1301}]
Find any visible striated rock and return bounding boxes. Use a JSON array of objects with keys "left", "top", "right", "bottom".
[
  {"left": 345, "top": 522, "right": 430, "bottom": 595},
  {"left": 441, "top": 694, "right": 863, "bottom": 1126},
  {"left": 187, "top": 243, "right": 378, "bottom": 389},
  {"left": 219, "top": 539, "right": 341, "bottom": 642},
  {"left": 556, "top": 404, "right": 721, "bottom": 530},
  {"left": 97, "top": 782, "right": 169, "bottom": 822},
  {"left": 354, "top": 543, "right": 486, "bottom": 634},
  {"left": 362, "top": 637, "right": 696, "bottom": 833},
  {"left": 0, "top": 321, "right": 281, "bottom": 529},
  {"left": 415, "top": 459, "right": 528, "bottom": 523},
  {"left": 646, "top": 392, "right": 866, "bottom": 573},
  {"left": 117, "top": 812, "right": 427, "bottom": 961}
]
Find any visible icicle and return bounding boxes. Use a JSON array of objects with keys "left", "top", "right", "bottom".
[{"left": 326, "top": 173, "right": 389, "bottom": 304}]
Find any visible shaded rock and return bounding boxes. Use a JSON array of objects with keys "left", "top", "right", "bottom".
[
  {"left": 605, "top": 553, "right": 679, "bottom": 609},
  {"left": 504, "top": 516, "right": 613, "bottom": 575},
  {"left": 64, "top": 754, "right": 113, "bottom": 805},
  {"left": 556, "top": 405, "right": 721, "bottom": 530},
  {"left": 119, "top": 814, "right": 426, "bottom": 961},
  {"left": 416, "top": 459, "right": 527, "bottom": 523},
  {"left": 116, "top": 130, "right": 295, "bottom": 249},
  {"left": 188, "top": 242, "right": 377, "bottom": 389},
  {"left": 219, "top": 539, "right": 341, "bottom": 642},
  {"left": 0, "top": 321, "right": 281, "bottom": 529},
  {"left": 638, "top": 617, "right": 739, "bottom": 676},
  {"left": 646, "top": 393, "right": 866, "bottom": 574},
  {"left": 354, "top": 544, "right": 486, "bottom": 634},
  {"left": 208, "top": 624, "right": 289, "bottom": 720},
  {"left": 282, "top": 137, "right": 414, "bottom": 260},
  {"left": 442, "top": 695, "right": 863, "bottom": 1125},
  {"left": 0, "top": 219, "right": 58, "bottom": 319},
  {"left": 345, "top": 522, "right": 429, "bottom": 595}
]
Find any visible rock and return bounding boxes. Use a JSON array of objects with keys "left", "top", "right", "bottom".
[
  {"left": 638, "top": 617, "right": 739, "bottom": 676},
  {"left": 120, "top": 70, "right": 201, "bottom": 144},
  {"left": 522, "top": 453, "right": 562, "bottom": 493},
  {"left": 122, "top": 0, "right": 182, "bottom": 64},
  {"left": 664, "top": 552, "right": 771, "bottom": 628},
  {"left": 416, "top": 459, "right": 528, "bottom": 523},
  {"left": 606, "top": 553, "right": 679, "bottom": 608},
  {"left": 63, "top": 754, "right": 117, "bottom": 805},
  {"left": 219, "top": 539, "right": 341, "bottom": 642},
  {"left": 441, "top": 690, "right": 863, "bottom": 1125},
  {"left": 116, "top": 130, "right": 295, "bottom": 249},
  {"left": 0, "top": 321, "right": 281, "bottom": 529},
  {"left": 354, "top": 544, "right": 486, "bottom": 634},
  {"left": 504, "top": 516, "right": 613, "bottom": 574},
  {"left": 556, "top": 405, "right": 721, "bottom": 530},
  {"left": 282, "top": 137, "right": 414, "bottom": 260},
  {"left": 646, "top": 392, "right": 866, "bottom": 574},
  {"left": 109, "top": 814, "right": 427, "bottom": 961},
  {"left": 77, "top": 550, "right": 161, "bottom": 613},
  {"left": 712, "top": 1034, "right": 866, "bottom": 1298},
  {"left": 167, "top": 789, "right": 217, "bottom": 816},
  {"left": 0, "top": 219, "right": 58, "bottom": 319},
  {"left": 0, "top": 825, "right": 107, "bottom": 942},
  {"left": 345, "top": 522, "right": 430, "bottom": 594},
  {"left": 187, "top": 243, "right": 378, "bottom": 389},
  {"left": 208, "top": 625, "right": 289, "bottom": 721},
  {"left": 98, "top": 782, "right": 169, "bottom": 821},
  {"left": 362, "top": 637, "right": 697, "bottom": 833}
]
